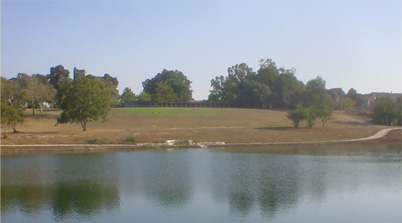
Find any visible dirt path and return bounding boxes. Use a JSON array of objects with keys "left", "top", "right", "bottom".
[{"left": 2, "top": 127, "right": 401, "bottom": 148}]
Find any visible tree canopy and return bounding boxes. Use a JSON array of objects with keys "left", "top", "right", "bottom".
[
  {"left": 2, "top": 61, "right": 399, "bottom": 132},
  {"left": 47, "top": 65, "right": 70, "bottom": 89},
  {"left": 372, "top": 97, "right": 401, "bottom": 126},
  {"left": 303, "top": 76, "right": 334, "bottom": 127},
  {"left": 208, "top": 59, "right": 304, "bottom": 109},
  {"left": 1, "top": 77, "right": 25, "bottom": 108},
  {"left": 1, "top": 101, "right": 23, "bottom": 137},
  {"left": 103, "top": 73, "right": 119, "bottom": 88},
  {"left": 57, "top": 76, "right": 119, "bottom": 131},
  {"left": 120, "top": 87, "right": 136, "bottom": 106},
  {"left": 286, "top": 107, "right": 309, "bottom": 128},
  {"left": 4, "top": 73, "right": 56, "bottom": 115},
  {"left": 208, "top": 60, "right": 335, "bottom": 128},
  {"left": 142, "top": 69, "right": 192, "bottom": 102}
]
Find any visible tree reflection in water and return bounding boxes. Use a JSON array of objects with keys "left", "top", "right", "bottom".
[
  {"left": 210, "top": 152, "right": 303, "bottom": 219},
  {"left": 1, "top": 142, "right": 401, "bottom": 223}
]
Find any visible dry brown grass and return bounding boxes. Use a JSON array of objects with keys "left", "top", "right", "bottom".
[{"left": 1, "top": 107, "right": 386, "bottom": 145}]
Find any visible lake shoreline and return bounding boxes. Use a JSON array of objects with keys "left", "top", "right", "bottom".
[{"left": 2, "top": 128, "right": 401, "bottom": 155}]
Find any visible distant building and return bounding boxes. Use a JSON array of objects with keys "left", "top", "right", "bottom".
[
  {"left": 327, "top": 88, "right": 401, "bottom": 109},
  {"left": 328, "top": 88, "right": 346, "bottom": 104},
  {"left": 73, "top": 67, "right": 87, "bottom": 79}
]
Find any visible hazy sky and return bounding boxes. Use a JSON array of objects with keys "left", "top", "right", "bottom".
[{"left": 2, "top": 0, "right": 401, "bottom": 100}]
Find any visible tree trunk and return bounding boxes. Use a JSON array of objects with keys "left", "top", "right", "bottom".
[
  {"left": 4, "top": 122, "right": 8, "bottom": 138},
  {"left": 81, "top": 121, "right": 87, "bottom": 131},
  {"left": 39, "top": 103, "right": 43, "bottom": 114},
  {"left": 31, "top": 101, "right": 35, "bottom": 116}
]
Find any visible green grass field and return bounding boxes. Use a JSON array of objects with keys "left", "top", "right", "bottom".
[
  {"left": 117, "top": 107, "right": 223, "bottom": 118},
  {"left": 2, "top": 107, "right": 386, "bottom": 146}
]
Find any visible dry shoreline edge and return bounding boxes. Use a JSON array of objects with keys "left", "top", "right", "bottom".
[{"left": 2, "top": 127, "right": 401, "bottom": 149}]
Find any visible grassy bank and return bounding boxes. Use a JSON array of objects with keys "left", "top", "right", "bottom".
[{"left": 1, "top": 107, "right": 386, "bottom": 146}]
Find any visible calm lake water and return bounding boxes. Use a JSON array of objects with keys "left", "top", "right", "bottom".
[{"left": 2, "top": 143, "right": 401, "bottom": 223}]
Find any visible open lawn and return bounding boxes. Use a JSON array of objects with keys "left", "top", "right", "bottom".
[{"left": 1, "top": 107, "right": 387, "bottom": 145}]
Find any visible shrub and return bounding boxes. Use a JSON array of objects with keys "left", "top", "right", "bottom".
[
  {"left": 126, "top": 134, "right": 137, "bottom": 143},
  {"left": 86, "top": 138, "right": 107, "bottom": 144},
  {"left": 287, "top": 107, "right": 309, "bottom": 128}
]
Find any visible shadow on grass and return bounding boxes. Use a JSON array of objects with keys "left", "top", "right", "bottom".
[
  {"left": 333, "top": 121, "right": 371, "bottom": 126},
  {"left": 24, "top": 114, "right": 59, "bottom": 120},
  {"left": 17, "top": 132, "right": 58, "bottom": 134},
  {"left": 256, "top": 127, "right": 295, "bottom": 131}
]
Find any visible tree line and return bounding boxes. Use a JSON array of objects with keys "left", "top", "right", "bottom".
[
  {"left": 1, "top": 59, "right": 401, "bottom": 135},
  {"left": 1, "top": 65, "right": 120, "bottom": 134}
]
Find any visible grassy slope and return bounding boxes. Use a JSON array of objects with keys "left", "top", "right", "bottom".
[{"left": 1, "top": 107, "right": 385, "bottom": 145}]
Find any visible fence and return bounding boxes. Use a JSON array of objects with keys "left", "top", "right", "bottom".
[{"left": 124, "top": 101, "right": 229, "bottom": 108}]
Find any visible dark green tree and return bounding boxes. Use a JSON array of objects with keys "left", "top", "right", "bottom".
[
  {"left": 209, "top": 60, "right": 304, "bottom": 109},
  {"left": 397, "top": 97, "right": 402, "bottom": 125},
  {"left": 257, "top": 59, "right": 279, "bottom": 86},
  {"left": 238, "top": 80, "right": 271, "bottom": 108},
  {"left": 272, "top": 70, "right": 305, "bottom": 109},
  {"left": 304, "top": 76, "right": 332, "bottom": 106},
  {"left": 137, "top": 92, "right": 152, "bottom": 102},
  {"left": 57, "top": 76, "right": 118, "bottom": 131},
  {"left": 303, "top": 76, "right": 334, "bottom": 127},
  {"left": 103, "top": 73, "right": 119, "bottom": 88},
  {"left": 47, "top": 65, "right": 70, "bottom": 89},
  {"left": 143, "top": 69, "right": 192, "bottom": 102},
  {"left": 1, "top": 101, "right": 23, "bottom": 137},
  {"left": 120, "top": 87, "right": 136, "bottom": 106},
  {"left": 209, "top": 75, "right": 239, "bottom": 105},
  {"left": 372, "top": 97, "right": 400, "bottom": 126},
  {"left": 255, "top": 59, "right": 279, "bottom": 108},
  {"left": 209, "top": 63, "right": 265, "bottom": 107},
  {"left": 154, "top": 81, "right": 176, "bottom": 102}
]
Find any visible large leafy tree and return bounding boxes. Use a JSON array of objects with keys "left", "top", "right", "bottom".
[
  {"left": 154, "top": 81, "right": 177, "bottom": 103},
  {"left": 208, "top": 59, "right": 304, "bottom": 109},
  {"left": 303, "top": 76, "right": 334, "bottom": 127},
  {"left": 14, "top": 73, "right": 56, "bottom": 115},
  {"left": 257, "top": 59, "right": 279, "bottom": 86},
  {"left": 57, "top": 76, "right": 118, "bottom": 131},
  {"left": 271, "top": 70, "right": 305, "bottom": 109},
  {"left": 255, "top": 59, "right": 279, "bottom": 108},
  {"left": 142, "top": 69, "right": 192, "bottom": 102},
  {"left": 209, "top": 63, "right": 265, "bottom": 107},
  {"left": 209, "top": 75, "right": 240, "bottom": 105},
  {"left": 238, "top": 80, "right": 271, "bottom": 108},
  {"left": 304, "top": 76, "right": 332, "bottom": 107}
]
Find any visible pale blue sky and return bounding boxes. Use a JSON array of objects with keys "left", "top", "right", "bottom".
[{"left": 2, "top": 0, "right": 401, "bottom": 100}]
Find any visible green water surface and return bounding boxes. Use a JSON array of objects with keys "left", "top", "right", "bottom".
[{"left": 1, "top": 143, "right": 401, "bottom": 223}]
